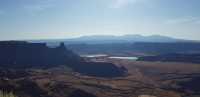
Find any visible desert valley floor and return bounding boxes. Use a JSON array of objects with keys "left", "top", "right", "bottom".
[{"left": 1, "top": 56, "right": 200, "bottom": 97}]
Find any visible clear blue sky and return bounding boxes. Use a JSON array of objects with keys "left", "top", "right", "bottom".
[{"left": 0, "top": 0, "right": 200, "bottom": 40}]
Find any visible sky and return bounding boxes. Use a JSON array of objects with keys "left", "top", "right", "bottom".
[{"left": 0, "top": 0, "right": 200, "bottom": 40}]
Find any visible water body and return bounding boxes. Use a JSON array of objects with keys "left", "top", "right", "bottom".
[
  {"left": 82, "top": 54, "right": 108, "bottom": 58},
  {"left": 108, "top": 57, "right": 138, "bottom": 60},
  {"left": 83, "top": 54, "right": 138, "bottom": 60}
]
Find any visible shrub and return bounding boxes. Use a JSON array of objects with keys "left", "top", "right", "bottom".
[{"left": 0, "top": 91, "right": 17, "bottom": 97}]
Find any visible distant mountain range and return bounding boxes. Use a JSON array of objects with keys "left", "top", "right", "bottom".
[
  {"left": 66, "top": 35, "right": 181, "bottom": 43},
  {"left": 30, "top": 34, "right": 195, "bottom": 44}
]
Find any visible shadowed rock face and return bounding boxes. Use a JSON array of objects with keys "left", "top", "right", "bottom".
[
  {"left": 69, "top": 89, "right": 97, "bottom": 97},
  {"left": 179, "top": 77, "right": 200, "bottom": 92},
  {"left": 0, "top": 41, "right": 81, "bottom": 68},
  {"left": 71, "top": 62, "right": 126, "bottom": 77},
  {"left": 0, "top": 41, "right": 126, "bottom": 77}
]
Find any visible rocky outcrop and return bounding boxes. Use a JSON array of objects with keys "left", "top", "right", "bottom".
[{"left": 0, "top": 41, "right": 81, "bottom": 68}]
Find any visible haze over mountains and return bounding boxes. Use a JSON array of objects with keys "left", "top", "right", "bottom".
[
  {"left": 66, "top": 35, "right": 180, "bottom": 43},
  {"left": 29, "top": 34, "right": 196, "bottom": 44}
]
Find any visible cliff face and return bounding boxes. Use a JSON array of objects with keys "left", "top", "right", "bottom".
[{"left": 0, "top": 41, "right": 82, "bottom": 68}]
